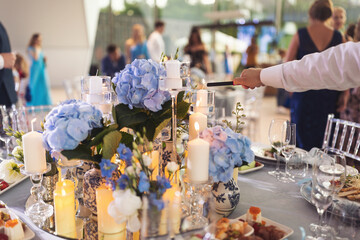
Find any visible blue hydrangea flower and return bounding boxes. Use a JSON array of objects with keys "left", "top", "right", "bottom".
[
  {"left": 138, "top": 171, "right": 150, "bottom": 193},
  {"left": 117, "top": 143, "right": 133, "bottom": 166},
  {"left": 99, "top": 159, "right": 117, "bottom": 179},
  {"left": 112, "top": 59, "right": 169, "bottom": 112},
  {"left": 117, "top": 174, "right": 129, "bottom": 190},
  {"left": 42, "top": 100, "right": 103, "bottom": 151},
  {"left": 149, "top": 192, "right": 165, "bottom": 211},
  {"left": 200, "top": 126, "right": 255, "bottom": 183}
]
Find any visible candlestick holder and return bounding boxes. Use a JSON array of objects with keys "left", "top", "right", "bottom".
[
  {"left": 21, "top": 163, "right": 53, "bottom": 227},
  {"left": 182, "top": 176, "right": 212, "bottom": 230}
]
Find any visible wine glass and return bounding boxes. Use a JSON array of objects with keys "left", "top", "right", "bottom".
[
  {"left": 279, "top": 123, "right": 296, "bottom": 183},
  {"left": 307, "top": 152, "right": 345, "bottom": 239},
  {"left": 268, "top": 119, "right": 289, "bottom": 179},
  {"left": 0, "top": 106, "right": 15, "bottom": 160}
]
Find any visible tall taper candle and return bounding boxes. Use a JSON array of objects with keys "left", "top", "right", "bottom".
[
  {"left": 22, "top": 131, "right": 46, "bottom": 173},
  {"left": 54, "top": 180, "right": 76, "bottom": 238}
]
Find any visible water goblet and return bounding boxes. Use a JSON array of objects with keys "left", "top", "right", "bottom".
[
  {"left": 267, "top": 119, "right": 289, "bottom": 179},
  {"left": 279, "top": 123, "right": 296, "bottom": 183}
]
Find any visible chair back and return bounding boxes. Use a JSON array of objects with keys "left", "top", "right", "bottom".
[{"left": 322, "top": 114, "right": 360, "bottom": 161}]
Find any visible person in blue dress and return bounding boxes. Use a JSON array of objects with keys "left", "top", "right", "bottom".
[
  {"left": 125, "top": 24, "right": 149, "bottom": 63},
  {"left": 285, "top": 0, "right": 344, "bottom": 151},
  {"left": 27, "top": 33, "right": 52, "bottom": 106}
]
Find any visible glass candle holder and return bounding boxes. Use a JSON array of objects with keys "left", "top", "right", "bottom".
[{"left": 190, "top": 90, "right": 215, "bottom": 125}]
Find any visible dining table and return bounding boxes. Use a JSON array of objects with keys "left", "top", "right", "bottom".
[{"left": 1, "top": 159, "right": 323, "bottom": 240}]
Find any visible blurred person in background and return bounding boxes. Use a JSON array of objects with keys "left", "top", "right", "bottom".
[
  {"left": 345, "top": 23, "right": 355, "bottom": 41},
  {"left": 184, "top": 27, "right": 212, "bottom": 74},
  {"left": 284, "top": 0, "right": 344, "bottom": 151},
  {"left": 331, "top": 6, "right": 346, "bottom": 33},
  {"left": 245, "top": 36, "right": 259, "bottom": 69},
  {"left": 224, "top": 45, "right": 233, "bottom": 80},
  {"left": 147, "top": 21, "right": 165, "bottom": 62},
  {"left": 0, "top": 22, "right": 17, "bottom": 107},
  {"left": 13, "top": 54, "right": 30, "bottom": 106},
  {"left": 125, "top": 24, "right": 150, "bottom": 63},
  {"left": 27, "top": 33, "right": 52, "bottom": 106},
  {"left": 101, "top": 44, "right": 126, "bottom": 78}
]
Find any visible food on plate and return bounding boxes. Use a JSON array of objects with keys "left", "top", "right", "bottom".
[
  {"left": 264, "top": 147, "right": 277, "bottom": 158},
  {"left": 245, "top": 207, "right": 285, "bottom": 240},
  {"left": 338, "top": 174, "right": 360, "bottom": 202},
  {"left": 246, "top": 206, "right": 263, "bottom": 224},
  {"left": 252, "top": 224, "right": 285, "bottom": 240},
  {"left": 0, "top": 181, "right": 9, "bottom": 191},
  {"left": 0, "top": 211, "right": 10, "bottom": 222},
  {"left": 0, "top": 233, "right": 8, "bottom": 240},
  {"left": 4, "top": 219, "right": 24, "bottom": 240},
  {"left": 239, "top": 161, "right": 262, "bottom": 171},
  {"left": 0, "top": 204, "right": 5, "bottom": 209},
  {"left": 215, "top": 218, "right": 249, "bottom": 239},
  {"left": 0, "top": 160, "right": 24, "bottom": 184}
]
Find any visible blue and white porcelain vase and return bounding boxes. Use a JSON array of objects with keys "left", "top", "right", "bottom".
[
  {"left": 83, "top": 168, "right": 106, "bottom": 214},
  {"left": 211, "top": 178, "right": 240, "bottom": 217}
]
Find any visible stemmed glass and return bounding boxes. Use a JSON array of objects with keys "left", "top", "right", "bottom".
[
  {"left": 307, "top": 151, "right": 346, "bottom": 239},
  {"left": 268, "top": 119, "right": 289, "bottom": 179},
  {"left": 279, "top": 123, "right": 296, "bottom": 183},
  {"left": 0, "top": 106, "right": 15, "bottom": 160}
]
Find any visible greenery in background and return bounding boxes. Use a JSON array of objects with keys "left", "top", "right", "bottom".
[{"left": 222, "top": 102, "right": 246, "bottom": 134}]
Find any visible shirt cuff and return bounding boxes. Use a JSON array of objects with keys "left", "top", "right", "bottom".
[
  {"left": 0, "top": 55, "right": 4, "bottom": 70},
  {"left": 260, "top": 64, "right": 284, "bottom": 89}
]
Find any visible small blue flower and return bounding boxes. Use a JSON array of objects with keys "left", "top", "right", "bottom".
[
  {"left": 149, "top": 193, "right": 165, "bottom": 211},
  {"left": 117, "top": 174, "right": 129, "bottom": 190},
  {"left": 156, "top": 176, "right": 171, "bottom": 194},
  {"left": 138, "top": 171, "right": 150, "bottom": 193},
  {"left": 99, "top": 159, "right": 117, "bottom": 179},
  {"left": 117, "top": 143, "right": 133, "bottom": 166}
]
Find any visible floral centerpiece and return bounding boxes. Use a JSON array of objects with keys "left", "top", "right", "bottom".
[
  {"left": 99, "top": 132, "right": 177, "bottom": 233},
  {"left": 42, "top": 59, "right": 190, "bottom": 163}
]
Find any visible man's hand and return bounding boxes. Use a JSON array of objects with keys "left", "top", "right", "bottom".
[
  {"left": 1, "top": 53, "right": 16, "bottom": 69},
  {"left": 233, "top": 68, "right": 264, "bottom": 89}
]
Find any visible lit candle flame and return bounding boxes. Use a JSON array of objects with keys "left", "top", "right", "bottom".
[
  {"left": 31, "top": 118, "right": 37, "bottom": 132},
  {"left": 195, "top": 122, "right": 200, "bottom": 138},
  {"left": 196, "top": 100, "right": 200, "bottom": 107}
]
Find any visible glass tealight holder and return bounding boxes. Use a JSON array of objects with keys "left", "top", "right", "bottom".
[
  {"left": 81, "top": 76, "right": 117, "bottom": 121},
  {"left": 21, "top": 163, "right": 53, "bottom": 227},
  {"left": 190, "top": 90, "right": 215, "bottom": 125}
]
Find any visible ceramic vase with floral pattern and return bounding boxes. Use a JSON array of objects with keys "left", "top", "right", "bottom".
[
  {"left": 211, "top": 178, "right": 240, "bottom": 217},
  {"left": 83, "top": 168, "right": 106, "bottom": 214}
]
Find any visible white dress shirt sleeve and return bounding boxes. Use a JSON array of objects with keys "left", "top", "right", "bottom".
[
  {"left": 147, "top": 32, "right": 164, "bottom": 62},
  {"left": 261, "top": 42, "right": 360, "bottom": 92},
  {"left": 0, "top": 54, "right": 4, "bottom": 69}
]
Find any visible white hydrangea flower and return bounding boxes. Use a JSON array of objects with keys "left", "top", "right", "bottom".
[
  {"left": 142, "top": 154, "right": 152, "bottom": 167},
  {"left": 166, "top": 162, "right": 179, "bottom": 173},
  {"left": 108, "top": 189, "right": 142, "bottom": 232},
  {"left": 0, "top": 159, "right": 24, "bottom": 183},
  {"left": 125, "top": 166, "right": 135, "bottom": 176}
]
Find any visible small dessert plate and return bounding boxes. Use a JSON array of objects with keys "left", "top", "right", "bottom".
[
  {"left": 238, "top": 162, "right": 265, "bottom": 174},
  {"left": 238, "top": 214, "right": 294, "bottom": 240}
]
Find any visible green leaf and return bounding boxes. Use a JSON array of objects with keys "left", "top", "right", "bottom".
[
  {"left": 119, "top": 131, "right": 134, "bottom": 149},
  {"left": 177, "top": 100, "right": 191, "bottom": 120},
  {"left": 114, "top": 104, "right": 148, "bottom": 129},
  {"left": 89, "top": 124, "right": 119, "bottom": 147},
  {"left": 61, "top": 144, "right": 94, "bottom": 161},
  {"left": 153, "top": 118, "right": 171, "bottom": 141},
  {"left": 102, "top": 131, "right": 122, "bottom": 159},
  {"left": 177, "top": 91, "right": 186, "bottom": 104}
]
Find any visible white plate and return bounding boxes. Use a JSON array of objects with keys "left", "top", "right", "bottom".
[
  {"left": 238, "top": 162, "right": 265, "bottom": 174},
  {"left": 319, "top": 164, "right": 359, "bottom": 176},
  {"left": 238, "top": 214, "right": 294, "bottom": 240},
  {"left": 346, "top": 165, "right": 359, "bottom": 176},
  {"left": 205, "top": 218, "right": 254, "bottom": 239},
  {"left": 0, "top": 175, "right": 28, "bottom": 195},
  {"left": 0, "top": 201, "right": 35, "bottom": 240},
  {"left": 251, "top": 142, "right": 306, "bottom": 162}
]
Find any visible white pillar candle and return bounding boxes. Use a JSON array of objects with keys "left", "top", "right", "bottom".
[
  {"left": 164, "top": 60, "right": 182, "bottom": 89},
  {"left": 189, "top": 112, "right": 207, "bottom": 141},
  {"left": 96, "top": 185, "right": 126, "bottom": 235},
  {"left": 22, "top": 131, "right": 46, "bottom": 173},
  {"left": 187, "top": 123, "right": 210, "bottom": 183},
  {"left": 193, "top": 90, "right": 208, "bottom": 114},
  {"left": 89, "top": 76, "right": 103, "bottom": 94}
]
